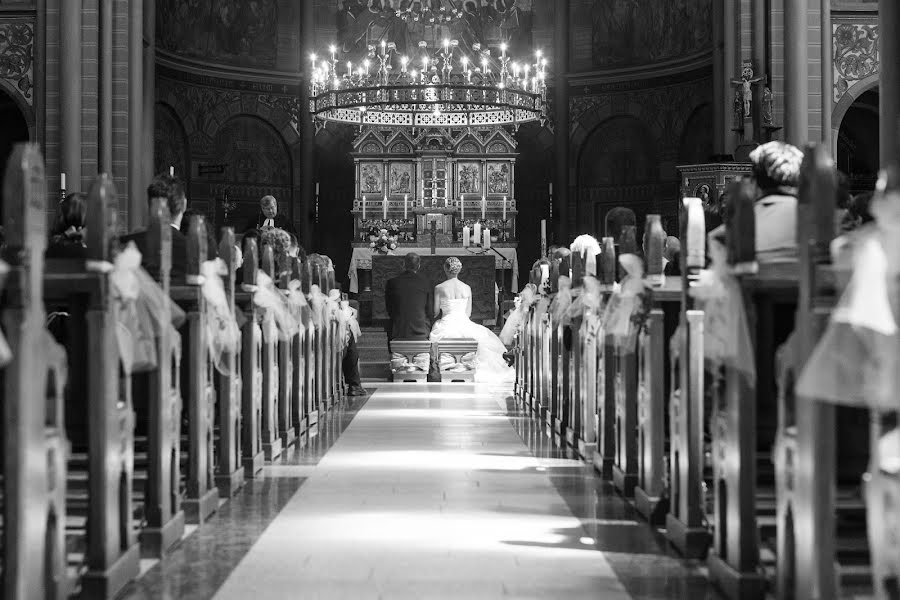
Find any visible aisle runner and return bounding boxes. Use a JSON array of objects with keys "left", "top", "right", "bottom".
[{"left": 213, "top": 384, "right": 631, "bottom": 600}]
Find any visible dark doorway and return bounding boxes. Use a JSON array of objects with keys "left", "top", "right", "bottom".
[
  {"left": 837, "top": 88, "right": 879, "bottom": 195},
  {"left": 0, "top": 90, "right": 30, "bottom": 219}
]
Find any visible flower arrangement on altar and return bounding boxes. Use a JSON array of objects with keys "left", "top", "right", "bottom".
[{"left": 368, "top": 225, "right": 399, "bottom": 254}]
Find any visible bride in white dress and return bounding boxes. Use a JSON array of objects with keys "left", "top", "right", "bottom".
[{"left": 429, "top": 257, "right": 515, "bottom": 384}]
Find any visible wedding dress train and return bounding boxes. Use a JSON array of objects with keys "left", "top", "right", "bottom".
[{"left": 430, "top": 298, "right": 515, "bottom": 384}]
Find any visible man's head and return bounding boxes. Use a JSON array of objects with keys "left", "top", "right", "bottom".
[
  {"left": 260, "top": 195, "right": 278, "bottom": 219},
  {"left": 749, "top": 141, "right": 803, "bottom": 192},
  {"left": 147, "top": 173, "right": 187, "bottom": 228},
  {"left": 664, "top": 236, "right": 681, "bottom": 262},
  {"left": 404, "top": 252, "right": 421, "bottom": 272}
]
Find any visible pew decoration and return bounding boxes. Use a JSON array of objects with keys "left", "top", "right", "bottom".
[
  {"left": 0, "top": 259, "right": 11, "bottom": 366},
  {"left": 567, "top": 275, "right": 603, "bottom": 341},
  {"left": 550, "top": 275, "right": 573, "bottom": 323},
  {"left": 308, "top": 284, "right": 330, "bottom": 331},
  {"left": 688, "top": 235, "right": 756, "bottom": 383},
  {"left": 253, "top": 271, "right": 296, "bottom": 342},
  {"left": 796, "top": 226, "right": 899, "bottom": 408},
  {"left": 601, "top": 253, "right": 650, "bottom": 346},
  {"left": 499, "top": 283, "right": 537, "bottom": 346},
  {"left": 570, "top": 234, "right": 602, "bottom": 277},
  {"left": 199, "top": 258, "right": 243, "bottom": 376}
]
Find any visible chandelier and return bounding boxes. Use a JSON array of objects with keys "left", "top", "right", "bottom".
[{"left": 308, "top": 38, "right": 547, "bottom": 129}]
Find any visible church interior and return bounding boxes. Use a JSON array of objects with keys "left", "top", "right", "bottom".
[{"left": 1, "top": 0, "right": 897, "bottom": 598}]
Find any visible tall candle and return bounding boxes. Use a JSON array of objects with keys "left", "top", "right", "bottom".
[
  {"left": 540, "top": 219, "right": 547, "bottom": 257},
  {"left": 460, "top": 195, "right": 464, "bottom": 219},
  {"left": 316, "top": 182, "right": 320, "bottom": 195},
  {"left": 169, "top": 165, "right": 174, "bottom": 176},
  {"left": 60, "top": 172, "right": 66, "bottom": 190},
  {"left": 404, "top": 194, "right": 408, "bottom": 219},
  {"left": 362, "top": 195, "right": 366, "bottom": 220},
  {"left": 502, "top": 195, "right": 507, "bottom": 220},
  {"left": 474, "top": 222, "right": 482, "bottom": 247},
  {"left": 549, "top": 182, "right": 553, "bottom": 196},
  {"left": 483, "top": 228, "right": 491, "bottom": 249},
  {"left": 383, "top": 194, "right": 388, "bottom": 219},
  {"left": 481, "top": 195, "right": 486, "bottom": 219},
  {"left": 463, "top": 225, "right": 470, "bottom": 247}
]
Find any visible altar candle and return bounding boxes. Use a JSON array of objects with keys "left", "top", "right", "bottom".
[
  {"left": 481, "top": 195, "right": 486, "bottom": 219},
  {"left": 540, "top": 263, "right": 550, "bottom": 287},
  {"left": 316, "top": 182, "right": 320, "bottom": 196},
  {"left": 362, "top": 195, "right": 366, "bottom": 220},
  {"left": 404, "top": 194, "right": 408, "bottom": 219},
  {"left": 463, "top": 225, "right": 470, "bottom": 247},
  {"left": 460, "top": 195, "right": 464, "bottom": 219},
  {"left": 549, "top": 182, "right": 553, "bottom": 196},
  {"left": 169, "top": 165, "right": 174, "bottom": 176},
  {"left": 483, "top": 228, "right": 491, "bottom": 249},
  {"left": 474, "top": 222, "right": 482, "bottom": 247},
  {"left": 540, "top": 219, "right": 547, "bottom": 257},
  {"left": 502, "top": 195, "right": 507, "bottom": 220},
  {"left": 383, "top": 194, "right": 388, "bottom": 219},
  {"left": 60, "top": 172, "right": 66, "bottom": 190}
]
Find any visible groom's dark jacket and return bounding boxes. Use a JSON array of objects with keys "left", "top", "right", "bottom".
[{"left": 385, "top": 269, "right": 434, "bottom": 341}]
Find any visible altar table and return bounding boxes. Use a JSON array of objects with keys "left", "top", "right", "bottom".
[{"left": 348, "top": 246, "right": 519, "bottom": 294}]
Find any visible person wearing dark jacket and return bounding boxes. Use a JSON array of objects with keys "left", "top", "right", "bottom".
[
  {"left": 254, "top": 195, "right": 296, "bottom": 235},
  {"left": 384, "top": 252, "right": 434, "bottom": 348}
]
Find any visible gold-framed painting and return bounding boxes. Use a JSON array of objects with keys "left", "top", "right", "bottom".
[
  {"left": 458, "top": 161, "right": 480, "bottom": 194},
  {"left": 360, "top": 163, "right": 383, "bottom": 194},
  {"left": 389, "top": 162, "right": 413, "bottom": 194},
  {"left": 487, "top": 162, "right": 510, "bottom": 194}
]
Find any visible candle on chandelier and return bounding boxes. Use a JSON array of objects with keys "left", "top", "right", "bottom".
[
  {"left": 401, "top": 56, "right": 408, "bottom": 72},
  {"left": 463, "top": 225, "right": 470, "bottom": 248},
  {"left": 549, "top": 182, "right": 553, "bottom": 196},
  {"left": 540, "top": 219, "right": 547, "bottom": 257},
  {"left": 481, "top": 195, "right": 486, "bottom": 220},
  {"left": 348, "top": 61, "right": 353, "bottom": 77},
  {"left": 363, "top": 59, "right": 370, "bottom": 76},
  {"left": 483, "top": 228, "right": 491, "bottom": 249},
  {"left": 404, "top": 194, "right": 408, "bottom": 220},
  {"left": 474, "top": 222, "right": 482, "bottom": 247},
  {"left": 316, "top": 182, "right": 320, "bottom": 196},
  {"left": 383, "top": 194, "right": 388, "bottom": 219},
  {"left": 60, "top": 172, "right": 66, "bottom": 190},
  {"left": 502, "top": 195, "right": 507, "bottom": 220},
  {"left": 381, "top": 40, "right": 387, "bottom": 56},
  {"left": 501, "top": 43, "right": 507, "bottom": 59},
  {"left": 330, "top": 45, "right": 336, "bottom": 62}
]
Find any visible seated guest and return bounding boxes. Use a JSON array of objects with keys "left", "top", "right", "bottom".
[
  {"left": 841, "top": 191, "right": 875, "bottom": 232},
  {"left": 253, "top": 195, "right": 296, "bottom": 235},
  {"left": 663, "top": 236, "right": 681, "bottom": 276},
  {"left": 47, "top": 192, "right": 87, "bottom": 258},
  {"left": 121, "top": 173, "right": 190, "bottom": 281},
  {"left": 748, "top": 141, "right": 804, "bottom": 260}
]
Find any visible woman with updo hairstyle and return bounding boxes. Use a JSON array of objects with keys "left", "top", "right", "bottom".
[
  {"left": 47, "top": 192, "right": 87, "bottom": 258},
  {"left": 428, "top": 256, "right": 515, "bottom": 383}
]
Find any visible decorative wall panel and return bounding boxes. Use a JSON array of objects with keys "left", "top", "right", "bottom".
[{"left": 833, "top": 21, "right": 879, "bottom": 104}]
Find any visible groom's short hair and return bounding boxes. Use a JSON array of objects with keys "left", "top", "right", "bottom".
[{"left": 404, "top": 252, "right": 421, "bottom": 272}]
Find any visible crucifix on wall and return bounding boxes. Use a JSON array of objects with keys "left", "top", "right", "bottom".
[{"left": 731, "top": 61, "right": 764, "bottom": 133}]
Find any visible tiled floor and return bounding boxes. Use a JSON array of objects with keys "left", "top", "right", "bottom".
[{"left": 120, "top": 383, "right": 721, "bottom": 600}]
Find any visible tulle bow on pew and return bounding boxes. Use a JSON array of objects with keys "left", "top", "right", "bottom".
[
  {"left": 499, "top": 284, "right": 537, "bottom": 346},
  {"left": 253, "top": 272, "right": 296, "bottom": 342},
  {"left": 569, "top": 276, "right": 603, "bottom": 341},
  {"left": 550, "top": 276, "right": 573, "bottom": 324},
  {"left": 796, "top": 226, "right": 900, "bottom": 409},
  {"left": 199, "top": 259, "right": 242, "bottom": 376},
  {"left": 308, "top": 284, "right": 329, "bottom": 331},
  {"left": 329, "top": 290, "right": 360, "bottom": 350},
  {"left": 686, "top": 236, "right": 756, "bottom": 384},
  {"left": 601, "top": 254, "right": 650, "bottom": 349},
  {"left": 111, "top": 242, "right": 186, "bottom": 374}
]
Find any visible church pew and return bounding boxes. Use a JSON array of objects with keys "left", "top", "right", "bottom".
[
  {"left": 237, "top": 238, "right": 265, "bottom": 478},
  {"left": 665, "top": 197, "right": 712, "bottom": 558},
  {"left": 308, "top": 256, "right": 327, "bottom": 416},
  {"left": 390, "top": 340, "right": 431, "bottom": 382},
  {"left": 42, "top": 171, "right": 140, "bottom": 597},
  {"left": 565, "top": 253, "right": 587, "bottom": 457},
  {"left": 299, "top": 257, "right": 319, "bottom": 440},
  {"left": 438, "top": 339, "right": 479, "bottom": 382},
  {"left": 1, "top": 144, "right": 73, "bottom": 599},
  {"left": 549, "top": 256, "right": 569, "bottom": 444},
  {"left": 131, "top": 198, "right": 185, "bottom": 557},
  {"left": 171, "top": 216, "right": 219, "bottom": 525},
  {"left": 277, "top": 258, "right": 297, "bottom": 449},
  {"left": 214, "top": 228, "right": 245, "bottom": 497},
  {"left": 591, "top": 240, "right": 618, "bottom": 480},
  {"left": 258, "top": 245, "right": 283, "bottom": 462},
  {"left": 287, "top": 258, "right": 306, "bottom": 445},
  {"left": 573, "top": 251, "right": 604, "bottom": 462}
]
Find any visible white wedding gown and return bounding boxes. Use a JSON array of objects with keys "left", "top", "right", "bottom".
[{"left": 430, "top": 297, "right": 515, "bottom": 384}]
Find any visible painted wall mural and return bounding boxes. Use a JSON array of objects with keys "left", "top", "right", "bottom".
[
  {"left": 458, "top": 162, "right": 480, "bottom": 194},
  {"left": 156, "top": 0, "right": 280, "bottom": 68},
  {"left": 487, "top": 162, "right": 510, "bottom": 194},
  {"left": 833, "top": 21, "right": 879, "bottom": 103},
  {"left": 361, "top": 163, "right": 383, "bottom": 194},
  {"left": 335, "top": 0, "right": 534, "bottom": 62},
  {"left": 389, "top": 162, "right": 413, "bottom": 194},
  {"left": 589, "top": 0, "right": 712, "bottom": 69}
]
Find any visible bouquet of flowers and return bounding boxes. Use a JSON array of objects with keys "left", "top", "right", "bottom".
[{"left": 369, "top": 225, "right": 399, "bottom": 254}]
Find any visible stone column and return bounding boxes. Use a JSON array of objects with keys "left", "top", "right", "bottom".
[
  {"left": 712, "top": 0, "right": 725, "bottom": 156},
  {"left": 60, "top": 0, "right": 82, "bottom": 190},
  {"left": 299, "top": 0, "right": 315, "bottom": 248},
  {"left": 553, "top": 0, "right": 569, "bottom": 244},
  {"left": 143, "top": 0, "right": 155, "bottom": 222},
  {"left": 820, "top": 0, "right": 832, "bottom": 147},
  {"left": 783, "top": 0, "right": 808, "bottom": 146},
  {"left": 99, "top": 0, "right": 113, "bottom": 174},
  {"left": 751, "top": 0, "right": 767, "bottom": 143},
  {"left": 128, "top": 0, "right": 144, "bottom": 230},
  {"left": 880, "top": 0, "right": 900, "bottom": 165}
]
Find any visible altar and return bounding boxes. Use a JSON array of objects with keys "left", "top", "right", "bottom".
[{"left": 371, "top": 254, "right": 498, "bottom": 325}]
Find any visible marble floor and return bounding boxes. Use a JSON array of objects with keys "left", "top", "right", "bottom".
[{"left": 120, "top": 383, "right": 721, "bottom": 600}]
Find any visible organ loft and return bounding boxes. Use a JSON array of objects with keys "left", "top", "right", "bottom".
[{"left": 0, "top": 1, "right": 898, "bottom": 599}]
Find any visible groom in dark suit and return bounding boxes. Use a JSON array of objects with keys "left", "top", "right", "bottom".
[{"left": 385, "top": 252, "right": 433, "bottom": 349}]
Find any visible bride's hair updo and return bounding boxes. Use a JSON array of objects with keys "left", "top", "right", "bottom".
[{"left": 444, "top": 257, "right": 463, "bottom": 276}]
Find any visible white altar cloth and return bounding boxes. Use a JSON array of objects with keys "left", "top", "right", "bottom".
[{"left": 348, "top": 246, "right": 519, "bottom": 294}]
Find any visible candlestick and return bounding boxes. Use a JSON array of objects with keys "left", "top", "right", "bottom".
[
  {"left": 474, "top": 222, "right": 481, "bottom": 247},
  {"left": 483, "top": 228, "right": 491, "bottom": 249},
  {"left": 463, "top": 225, "right": 470, "bottom": 247},
  {"left": 481, "top": 195, "right": 486, "bottom": 219},
  {"left": 404, "top": 194, "right": 408, "bottom": 220},
  {"left": 502, "top": 195, "right": 507, "bottom": 220},
  {"left": 60, "top": 172, "right": 66, "bottom": 191},
  {"left": 383, "top": 194, "right": 388, "bottom": 219},
  {"left": 540, "top": 219, "right": 547, "bottom": 257}
]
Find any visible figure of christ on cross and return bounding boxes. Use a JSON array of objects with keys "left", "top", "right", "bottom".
[{"left": 731, "top": 62, "right": 764, "bottom": 119}]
